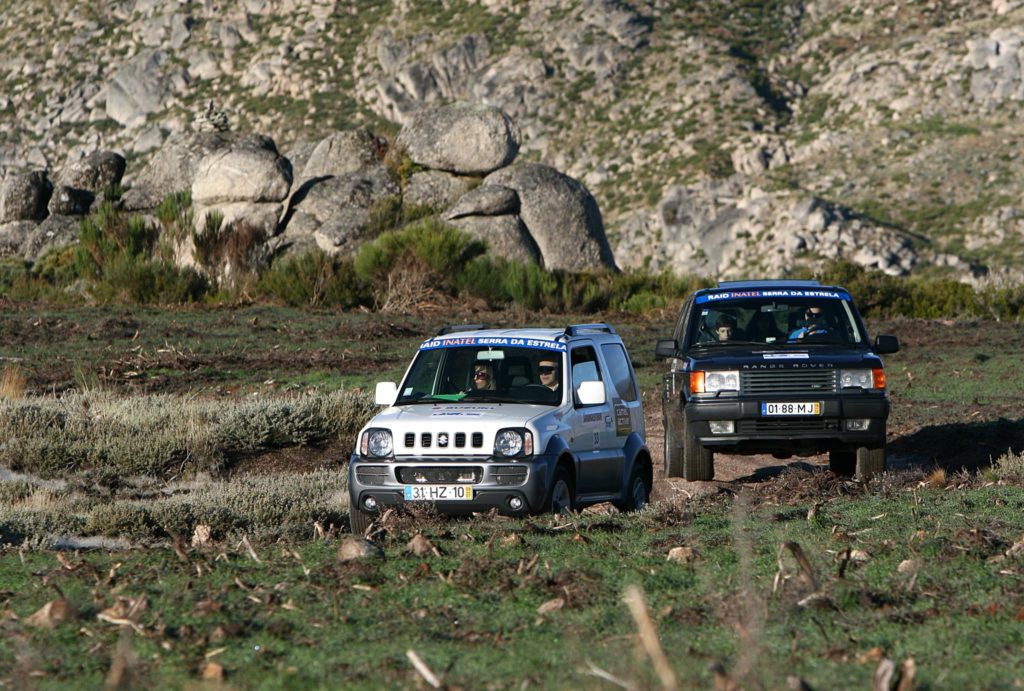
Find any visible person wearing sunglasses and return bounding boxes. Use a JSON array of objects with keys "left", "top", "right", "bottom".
[
  {"left": 470, "top": 362, "right": 495, "bottom": 391},
  {"left": 537, "top": 358, "right": 561, "bottom": 394}
]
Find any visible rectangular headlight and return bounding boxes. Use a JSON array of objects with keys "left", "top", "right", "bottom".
[
  {"left": 839, "top": 369, "right": 886, "bottom": 389},
  {"left": 691, "top": 370, "right": 740, "bottom": 394}
]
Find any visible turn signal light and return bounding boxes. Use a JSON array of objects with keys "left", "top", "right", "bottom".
[
  {"left": 689, "top": 371, "right": 705, "bottom": 394},
  {"left": 872, "top": 369, "right": 886, "bottom": 389}
]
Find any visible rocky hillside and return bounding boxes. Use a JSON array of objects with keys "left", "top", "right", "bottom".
[{"left": 1, "top": 0, "right": 1023, "bottom": 282}]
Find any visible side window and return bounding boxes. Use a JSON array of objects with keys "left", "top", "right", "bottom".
[
  {"left": 403, "top": 348, "right": 444, "bottom": 395},
  {"left": 601, "top": 343, "right": 638, "bottom": 403},
  {"left": 570, "top": 345, "right": 603, "bottom": 407}
]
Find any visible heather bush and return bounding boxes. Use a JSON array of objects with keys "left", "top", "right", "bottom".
[{"left": 0, "top": 390, "right": 376, "bottom": 478}]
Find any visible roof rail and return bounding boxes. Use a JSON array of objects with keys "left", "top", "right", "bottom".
[
  {"left": 435, "top": 324, "right": 488, "bottom": 336},
  {"left": 564, "top": 323, "right": 616, "bottom": 337},
  {"left": 716, "top": 279, "right": 822, "bottom": 288}
]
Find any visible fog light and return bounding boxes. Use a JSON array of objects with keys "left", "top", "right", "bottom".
[
  {"left": 509, "top": 497, "right": 523, "bottom": 510},
  {"left": 846, "top": 419, "right": 870, "bottom": 431},
  {"left": 363, "top": 496, "right": 378, "bottom": 512},
  {"left": 709, "top": 420, "right": 735, "bottom": 434}
]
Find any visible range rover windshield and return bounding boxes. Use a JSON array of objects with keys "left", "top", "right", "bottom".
[
  {"left": 395, "top": 339, "right": 566, "bottom": 406},
  {"left": 689, "top": 290, "right": 865, "bottom": 348}
]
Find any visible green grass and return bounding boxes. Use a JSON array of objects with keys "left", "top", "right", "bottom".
[{"left": 1, "top": 482, "right": 1022, "bottom": 688}]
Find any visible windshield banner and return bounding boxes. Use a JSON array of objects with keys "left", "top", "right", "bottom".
[
  {"left": 696, "top": 289, "right": 851, "bottom": 304},
  {"left": 419, "top": 336, "right": 567, "bottom": 352}
]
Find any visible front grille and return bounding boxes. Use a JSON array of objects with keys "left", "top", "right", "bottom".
[
  {"left": 492, "top": 465, "right": 528, "bottom": 486},
  {"left": 742, "top": 370, "right": 837, "bottom": 395},
  {"left": 355, "top": 466, "right": 390, "bottom": 483},
  {"left": 738, "top": 419, "right": 840, "bottom": 434},
  {"left": 403, "top": 431, "right": 483, "bottom": 450},
  {"left": 396, "top": 466, "right": 483, "bottom": 484}
]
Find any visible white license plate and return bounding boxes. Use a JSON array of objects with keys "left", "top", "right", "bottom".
[
  {"left": 404, "top": 485, "right": 474, "bottom": 501},
  {"left": 761, "top": 401, "right": 822, "bottom": 416}
]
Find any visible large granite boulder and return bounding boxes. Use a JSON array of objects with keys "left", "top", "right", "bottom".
[
  {"left": 404, "top": 170, "right": 472, "bottom": 210},
  {"left": 446, "top": 184, "right": 519, "bottom": 218},
  {"left": 0, "top": 221, "right": 37, "bottom": 257},
  {"left": 105, "top": 50, "right": 179, "bottom": 128},
  {"left": 191, "top": 147, "right": 292, "bottom": 205},
  {"left": 448, "top": 215, "right": 540, "bottom": 265},
  {"left": 122, "top": 132, "right": 279, "bottom": 211},
  {"left": 483, "top": 163, "right": 616, "bottom": 271},
  {"left": 57, "top": 151, "right": 127, "bottom": 194},
  {"left": 47, "top": 186, "right": 93, "bottom": 216},
  {"left": 280, "top": 168, "right": 399, "bottom": 256},
  {"left": 300, "top": 129, "right": 382, "bottom": 180},
  {"left": 396, "top": 102, "right": 520, "bottom": 175},
  {"left": 0, "top": 171, "right": 52, "bottom": 223},
  {"left": 22, "top": 215, "right": 80, "bottom": 263}
]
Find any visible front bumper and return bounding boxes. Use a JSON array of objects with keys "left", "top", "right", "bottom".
[
  {"left": 348, "top": 454, "right": 555, "bottom": 517},
  {"left": 685, "top": 394, "right": 889, "bottom": 452}
]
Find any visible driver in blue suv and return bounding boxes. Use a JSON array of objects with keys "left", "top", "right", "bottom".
[{"left": 788, "top": 306, "right": 831, "bottom": 341}]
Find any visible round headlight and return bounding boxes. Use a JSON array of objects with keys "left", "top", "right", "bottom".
[
  {"left": 366, "top": 429, "right": 393, "bottom": 457},
  {"left": 495, "top": 429, "right": 524, "bottom": 457}
]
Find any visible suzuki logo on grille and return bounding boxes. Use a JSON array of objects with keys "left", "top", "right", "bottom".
[{"left": 438, "top": 433, "right": 449, "bottom": 447}]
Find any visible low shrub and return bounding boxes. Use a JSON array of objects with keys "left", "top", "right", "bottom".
[
  {"left": 254, "top": 250, "right": 372, "bottom": 307},
  {"left": 0, "top": 390, "right": 376, "bottom": 478},
  {"left": 85, "top": 502, "right": 158, "bottom": 540}
]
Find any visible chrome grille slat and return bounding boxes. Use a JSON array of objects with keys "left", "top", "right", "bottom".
[{"left": 742, "top": 370, "right": 837, "bottom": 395}]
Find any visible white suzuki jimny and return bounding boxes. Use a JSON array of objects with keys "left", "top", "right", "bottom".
[{"left": 348, "top": 323, "right": 652, "bottom": 533}]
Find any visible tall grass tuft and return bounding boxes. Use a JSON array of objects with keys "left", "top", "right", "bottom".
[{"left": 0, "top": 367, "right": 27, "bottom": 399}]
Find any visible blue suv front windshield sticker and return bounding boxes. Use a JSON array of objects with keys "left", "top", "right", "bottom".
[{"left": 696, "top": 289, "right": 851, "bottom": 304}]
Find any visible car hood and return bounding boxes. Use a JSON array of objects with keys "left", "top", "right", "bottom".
[{"left": 685, "top": 347, "right": 883, "bottom": 370}]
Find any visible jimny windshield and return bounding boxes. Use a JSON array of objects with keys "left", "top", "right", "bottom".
[{"left": 395, "top": 338, "right": 566, "bottom": 406}]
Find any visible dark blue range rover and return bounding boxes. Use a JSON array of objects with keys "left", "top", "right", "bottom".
[{"left": 655, "top": 280, "right": 900, "bottom": 481}]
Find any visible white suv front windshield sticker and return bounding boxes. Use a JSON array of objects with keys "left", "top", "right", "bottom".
[{"left": 420, "top": 336, "right": 567, "bottom": 352}]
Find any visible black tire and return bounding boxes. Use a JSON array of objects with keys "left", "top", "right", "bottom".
[
  {"left": 617, "top": 463, "right": 651, "bottom": 513},
  {"left": 349, "top": 505, "right": 374, "bottom": 536},
  {"left": 664, "top": 416, "right": 684, "bottom": 478},
  {"left": 829, "top": 448, "right": 856, "bottom": 477},
  {"left": 856, "top": 444, "right": 886, "bottom": 480},
  {"left": 544, "top": 467, "right": 575, "bottom": 514},
  {"left": 682, "top": 419, "right": 714, "bottom": 481}
]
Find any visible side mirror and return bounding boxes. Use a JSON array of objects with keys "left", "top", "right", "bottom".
[
  {"left": 873, "top": 335, "right": 900, "bottom": 355},
  {"left": 576, "top": 380, "right": 607, "bottom": 406},
  {"left": 655, "top": 339, "right": 678, "bottom": 359},
  {"left": 374, "top": 382, "right": 398, "bottom": 405}
]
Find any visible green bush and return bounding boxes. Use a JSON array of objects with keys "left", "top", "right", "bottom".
[
  {"left": 86, "top": 503, "right": 158, "bottom": 540},
  {"left": 255, "top": 250, "right": 372, "bottom": 307}
]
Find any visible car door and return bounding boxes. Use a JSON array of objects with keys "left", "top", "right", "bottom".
[{"left": 568, "top": 342, "right": 620, "bottom": 495}]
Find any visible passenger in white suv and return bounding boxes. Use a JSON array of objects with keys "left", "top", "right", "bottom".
[{"left": 347, "top": 324, "right": 652, "bottom": 534}]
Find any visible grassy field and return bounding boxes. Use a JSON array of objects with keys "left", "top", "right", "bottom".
[{"left": 1, "top": 306, "right": 1023, "bottom": 688}]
